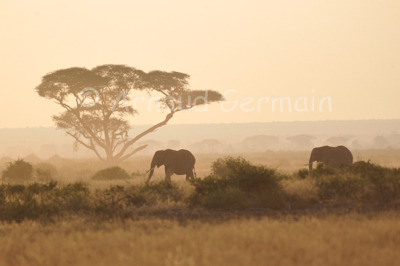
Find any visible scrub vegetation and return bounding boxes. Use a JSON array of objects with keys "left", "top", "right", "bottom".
[{"left": 1, "top": 150, "right": 400, "bottom": 265}]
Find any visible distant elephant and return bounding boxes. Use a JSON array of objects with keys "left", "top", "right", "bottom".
[
  {"left": 308, "top": 145, "right": 353, "bottom": 170},
  {"left": 147, "top": 149, "right": 196, "bottom": 182}
]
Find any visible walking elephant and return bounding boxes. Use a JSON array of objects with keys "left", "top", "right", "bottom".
[
  {"left": 147, "top": 149, "right": 196, "bottom": 182},
  {"left": 308, "top": 145, "right": 353, "bottom": 170}
]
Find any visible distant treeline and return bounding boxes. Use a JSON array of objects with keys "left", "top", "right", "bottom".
[{"left": 1, "top": 120, "right": 400, "bottom": 158}]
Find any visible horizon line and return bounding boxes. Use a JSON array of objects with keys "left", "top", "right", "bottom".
[{"left": 1, "top": 118, "right": 400, "bottom": 130}]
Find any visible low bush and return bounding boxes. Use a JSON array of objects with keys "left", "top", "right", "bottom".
[
  {"left": 2, "top": 159, "right": 33, "bottom": 182},
  {"left": 95, "top": 180, "right": 183, "bottom": 218},
  {"left": 310, "top": 162, "right": 337, "bottom": 177},
  {"left": 0, "top": 181, "right": 89, "bottom": 222},
  {"left": 1, "top": 159, "right": 400, "bottom": 223},
  {"left": 296, "top": 169, "right": 309, "bottom": 179},
  {"left": 0, "top": 180, "right": 184, "bottom": 222},
  {"left": 315, "top": 161, "right": 400, "bottom": 204},
  {"left": 131, "top": 170, "right": 145, "bottom": 178},
  {"left": 92, "top": 166, "right": 131, "bottom": 181},
  {"left": 316, "top": 174, "right": 368, "bottom": 201},
  {"left": 35, "top": 162, "right": 58, "bottom": 182},
  {"left": 189, "top": 157, "right": 287, "bottom": 209}
]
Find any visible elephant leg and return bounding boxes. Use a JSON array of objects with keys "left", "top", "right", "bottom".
[{"left": 165, "top": 167, "right": 173, "bottom": 181}]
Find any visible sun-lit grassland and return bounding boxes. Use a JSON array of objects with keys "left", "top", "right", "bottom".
[
  {"left": 1, "top": 214, "right": 400, "bottom": 266},
  {"left": 1, "top": 149, "right": 400, "bottom": 265}
]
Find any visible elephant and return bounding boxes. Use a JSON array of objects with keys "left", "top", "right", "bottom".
[
  {"left": 308, "top": 145, "right": 353, "bottom": 170},
  {"left": 147, "top": 149, "right": 196, "bottom": 182}
]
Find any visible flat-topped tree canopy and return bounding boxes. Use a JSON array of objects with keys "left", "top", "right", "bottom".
[{"left": 35, "top": 64, "right": 224, "bottom": 163}]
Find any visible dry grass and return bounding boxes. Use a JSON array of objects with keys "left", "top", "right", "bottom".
[
  {"left": 1, "top": 150, "right": 400, "bottom": 265},
  {"left": 1, "top": 213, "right": 400, "bottom": 266}
]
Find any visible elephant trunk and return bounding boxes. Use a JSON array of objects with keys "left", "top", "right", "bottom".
[
  {"left": 147, "top": 166, "right": 156, "bottom": 182},
  {"left": 147, "top": 157, "right": 157, "bottom": 182}
]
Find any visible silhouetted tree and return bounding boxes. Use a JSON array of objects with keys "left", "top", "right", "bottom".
[
  {"left": 241, "top": 135, "right": 279, "bottom": 152},
  {"left": 373, "top": 135, "right": 389, "bottom": 148},
  {"left": 36, "top": 65, "right": 223, "bottom": 163},
  {"left": 387, "top": 133, "right": 400, "bottom": 147},
  {"left": 2, "top": 159, "right": 33, "bottom": 182},
  {"left": 325, "top": 135, "right": 353, "bottom": 146},
  {"left": 191, "top": 139, "right": 225, "bottom": 153},
  {"left": 287, "top": 134, "right": 316, "bottom": 149},
  {"left": 166, "top": 139, "right": 181, "bottom": 149}
]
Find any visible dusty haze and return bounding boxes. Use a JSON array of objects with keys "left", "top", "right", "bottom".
[
  {"left": 1, "top": 2, "right": 400, "bottom": 264},
  {"left": 1, "top": 120, "right": 399, "bottom": 159}
]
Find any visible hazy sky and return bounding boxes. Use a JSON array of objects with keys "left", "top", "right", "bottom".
[{"left": 1, "top": 0, "right": 399, "bottom": 128}]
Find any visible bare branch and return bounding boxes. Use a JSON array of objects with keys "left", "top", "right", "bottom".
[
  {"left": 66, "top": 132, "right": 105, "bottom": 161},
  {"left": 119, "top": 145, "right": 148, "bottom": 161},
  {"left": 57, "top": 99, "right": 105, "bottom": 148},
  {"left": 115, "top": 112, "right": 174, "bottom": 159},
  {"left": 65, "top": 132, "right": 92, "bottom": 150},
  {"left": 89, "top": 139, "right": 106, "bottom": 161}
]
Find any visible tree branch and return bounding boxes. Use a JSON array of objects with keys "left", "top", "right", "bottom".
[
  {"left": 89, "top": 139, "right": 106, "bottom": 161},
  {"left": 57, "top": 99, "right": 106, "bottom": 148},
  {"left": 119, "top": 145, "right": 148, "bottom": 161},
  {"left": 66, "top": 132, "right": 105, "bottom": 161},
  {"left": 66, "top": 132, "right": 92, "bottom": 150},
  {"left": 115, "top": 112, "right": 174, "bottom": 159}
]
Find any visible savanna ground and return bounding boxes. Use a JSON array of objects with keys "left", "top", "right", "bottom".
[{"left": 1, "top": 149, "right": 400, "bottom": 266}]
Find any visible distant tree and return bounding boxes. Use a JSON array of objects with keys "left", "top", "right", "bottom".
[
  {"left": 287, "top": 134, "right": 316, "bottom": 149},
  {"left": 191, "top": 139, "right": 224, "bottom": 153},
  {"left": 166, "top": 139, "right": 181, "bottom": 149},
  {"left": 241, "top": 135, "right": 279, "bottom": 151},
  {"left": 373, "top": 135, "right": 389, "bottom": 148},
  {"left": 351, "top": 139, "right": 362, "bottom": 149},
  {"left": 35, "top": 65, "right": 223, "bottom": 163},
  {"left": 35, "top": 162, "right": 58, "bottom": 182},
  {"left": 387, "top": 134, "right": 400, "bottom": 147},
  {"left": 325, "top": 135, "right": 353, "bottom": 146},
  {"left": 2, "top": 159, "right": 33, "bottom": 182}
]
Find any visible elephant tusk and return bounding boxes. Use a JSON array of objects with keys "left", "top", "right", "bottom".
[{"left": 146, "top": 166, "right": 156, "bottom": 174}]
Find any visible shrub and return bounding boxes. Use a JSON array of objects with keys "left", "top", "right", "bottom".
[
  {"left": 350, "top": 161, "right": 387, "bottom": 178},
  {"left": 2, "top": 159, "right": 33, "bottom": 182},
  {"left": 0, "top": 181, "right": 90, "bottom": 222},
  {"left": 35, "top": 162, "right": 58, "bottom": 182},
  {"left": 297, "top": 169, "right": 309, "bottom": 179},
  {"left": 316, "top": 174, "right": 368, "bottom": 201},
  {"left": 94, "top": 185, "right": 137, "bottom": 218},
  {"left": 315, "top": 161, "right": 400, "bottom": 204},
  {"left": 131, "top": 170, "right": 144, "bottom": 178},
  {"left": 190, "top": 157, "right": 287, "bottom": 209},
  {"left": 310, "top": 162, "right": 337, "bottom": 177},
  {"left": 352, "top": 161, "right": 400, "bottom": 203},
  {"left": 58, "top": 182, "right": 91, "bottom": 214},
  {"left": 92, "top": 166, "right": 131, "bottom": 180},
  {"left": 140, "top": 180, "right": 183, "bottom": 202},
  {"left": 201, "top": 188, "right": 248, "bottom": 209},
  {"left": 94, "top": 181, "right": 183, "bottom": 218}
]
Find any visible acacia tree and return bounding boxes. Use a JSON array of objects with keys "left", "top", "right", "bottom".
[{"left": 36, "top": 64, "right": 223, "bottom": 163}]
